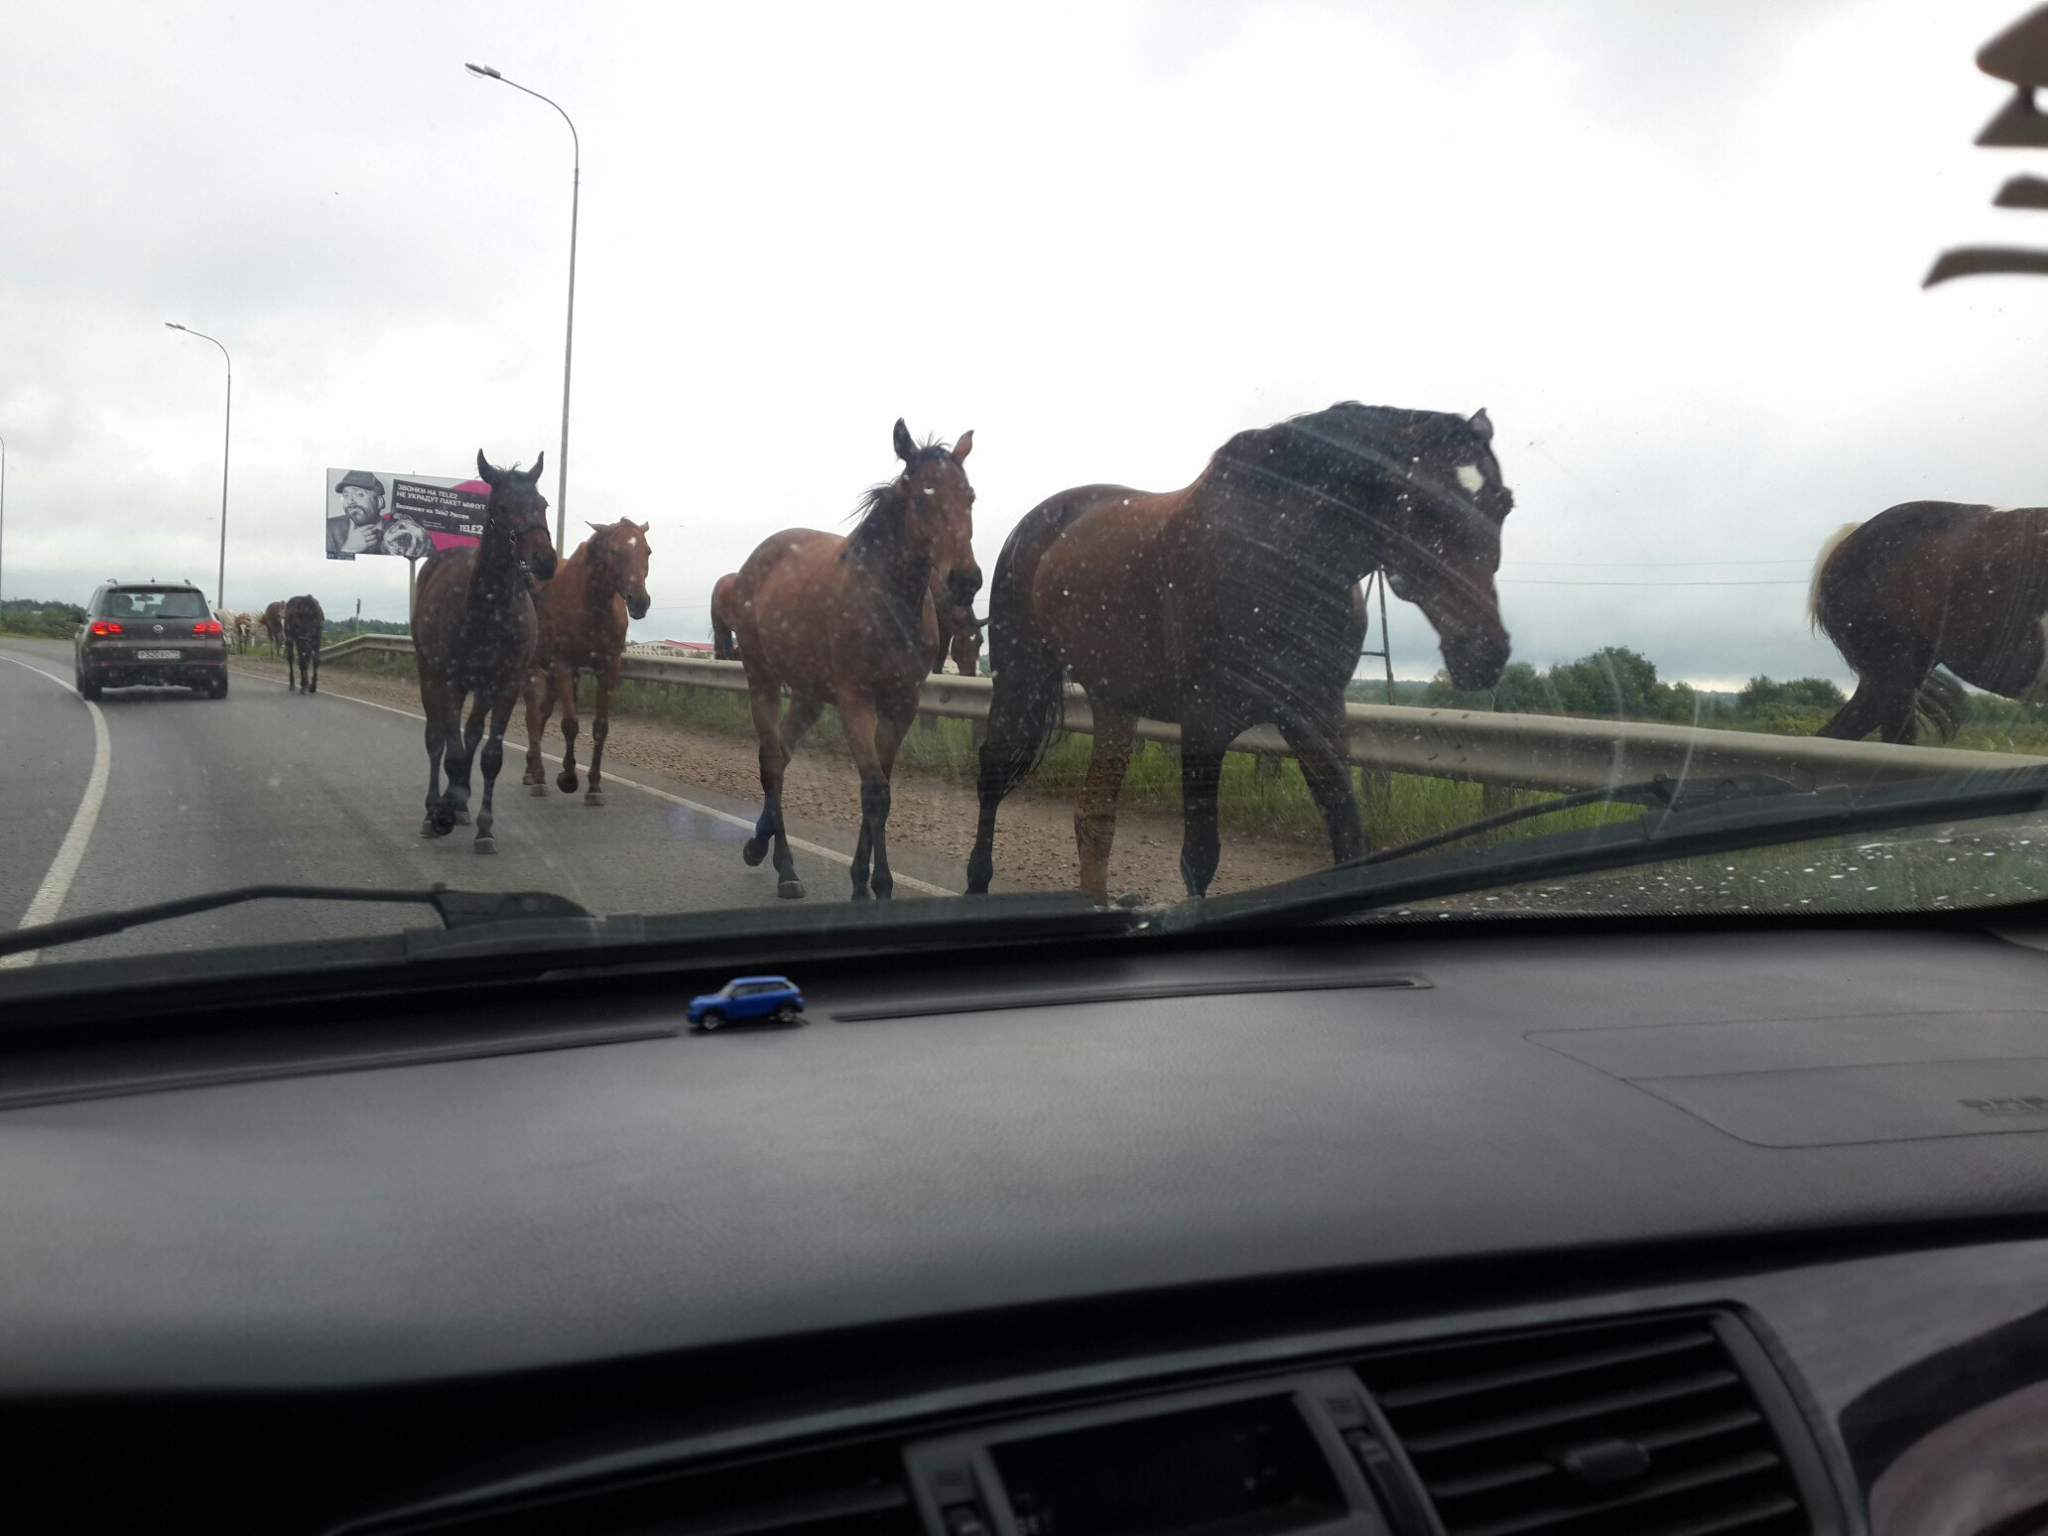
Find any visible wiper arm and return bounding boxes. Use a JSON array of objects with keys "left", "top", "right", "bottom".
[
  {"left": 1171, "top": 765, "right": 2048, "bottom": 933},
  {"left": 1359, "top": 773, "right": 1806, "bottom": 868},
  {"left": 0, "top": 884, "right": 594, "bottom": 961}
]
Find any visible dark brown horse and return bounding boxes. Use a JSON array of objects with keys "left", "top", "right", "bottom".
[
  {"left": 282, "top": 595, "right": 324, "bottom": 694},
  {"left": 733, "top": 419, "right": 980, "bottom": 899},
  {"left": 929, "top": 571, "right": 983, "bottom": 676},
  {"left": 412, "top": 452, "right": 559, "bottom": 851},
  {"left": 711, "top": 571, "right": 742, "bottom": 660},
  {"left": 261, "top": 600, "right": 287, "bottom": 655},
  {"left": 967, "top": 401, "right": 1514, "bottom": 903},
  {"left": 1812, "top": 501, "right": 2048, "bottom": 742},
  {"left": 522, "top": 518, "right": 653, "bottom": 805}
]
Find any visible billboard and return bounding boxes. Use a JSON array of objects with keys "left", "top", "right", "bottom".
[{"left": 326, "top": 469, "right": 487, "bottom": 561}]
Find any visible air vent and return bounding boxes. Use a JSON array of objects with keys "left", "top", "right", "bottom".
[
  {"left": 1354, "top": 1314, "right": 1818, "bottom": 1536},
  {"left": 359, "top": 1441, "right": 918, "bottom": 1536}
]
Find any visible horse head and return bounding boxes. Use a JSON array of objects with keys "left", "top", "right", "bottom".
[
  {"left": 1361, "top": 407, "right": 1514, "bottom": 691},
  {"left": 476, "top": 450, "right": 559, "bottom": 582},
  {"left": 891, "top": 419, "right": 982, "bottom": 612},
  {"left": 587, "top": 519, "right": 653, "bottom": 621}
]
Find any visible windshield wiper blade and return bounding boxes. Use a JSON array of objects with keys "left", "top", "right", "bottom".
[
  {"left": 0, "top": 884, "right": 593, "bottom": 961},
  {"left": 1172, "top": 764, "right": 2048, "bottom": 933}
]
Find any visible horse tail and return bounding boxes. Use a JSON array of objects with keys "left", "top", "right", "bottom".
[
  {"left": 712, "top": 613, "right": 737, "bottom": 661},
  {"left": 1807, "top": 521, "right": 1864, "bottom": 645},
  {"left": 978, "top": 505, "right": 1073, "bottom": 797}
]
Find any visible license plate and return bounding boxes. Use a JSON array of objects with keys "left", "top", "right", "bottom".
[{"left": 135, "top": 649, "right": 181, "bottom": 660}]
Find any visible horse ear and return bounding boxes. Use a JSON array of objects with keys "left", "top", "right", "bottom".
[
  {"left": 527, "top": 452, "right": 546, "bottom": 482},
  {"left": 477, "top": 451, "right": 500, "bottom": 485},
  {"left": 587, "top": 520, "right": 608, "bottom": 533},
  {"left": 636, "top": 520, "right": 650, "bottom": 533},
  {"left": 953, "top": 429, "right": 974, "bottom": 463},
  {"left": 1468, "top": 408, "right": 1493, "bottom": 444},
  {"left": 893, "top": 418, "right": 917, "bottom": 463}
]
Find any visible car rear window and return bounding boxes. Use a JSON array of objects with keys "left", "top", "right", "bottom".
[{"left": 100, "top": 590, "right": 210, "bottom": 620}]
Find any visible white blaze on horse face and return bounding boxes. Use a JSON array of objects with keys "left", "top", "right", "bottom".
[{"left": 1455, "top": 464, "right": 1485, "bottom": 495}]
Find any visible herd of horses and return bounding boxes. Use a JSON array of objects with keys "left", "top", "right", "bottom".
[{"left": 275, "top": 397, "right": 2043, "bottom": 901}]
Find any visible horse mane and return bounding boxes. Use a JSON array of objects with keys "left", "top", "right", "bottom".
[
  {"left": 843, "top": 437, "right": 957, "bottom": 563},
  {"left": 1215, "top": 401, "right": 1483, "bottom": 513}
]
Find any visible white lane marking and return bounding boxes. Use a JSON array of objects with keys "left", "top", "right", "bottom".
[
  {"left": 230, "top": 666, "right": 956, "bottom": 896},
  {"left": 0, "top": 656, "right": 113, "bottom": 967}
]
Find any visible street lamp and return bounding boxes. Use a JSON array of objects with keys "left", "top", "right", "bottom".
[
  {"left": 0, "top": 432, "right": 8, "bottom": 606},
  {"left": 466, "top": 61, "right": 579, "bottom": 552},
  {"left": 165, "top": 322, "right": 231, "bottom": 609}
]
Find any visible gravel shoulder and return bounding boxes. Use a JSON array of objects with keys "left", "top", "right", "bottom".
[{"left": 231, "top": 655, "right": 1331, "bottom": 902}]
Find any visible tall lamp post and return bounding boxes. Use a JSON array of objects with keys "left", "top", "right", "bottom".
[
  {"left": 0, "top": 432, "right": 8, "bottom": 606},
  {"left": 466, "top": 61, "right": 578, "bottom": 552},
  {"left": 165, "top": 322, "right": 231, "bottom": 609}
]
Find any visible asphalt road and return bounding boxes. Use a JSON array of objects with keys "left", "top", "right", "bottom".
[{"left": 0, "top": 637, "right": 964, "bottom": 974}]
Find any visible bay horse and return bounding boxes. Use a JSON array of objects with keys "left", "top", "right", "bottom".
[
  {"left": 261, "top": 600, "right": 287, "bottom": 654},
  {"left": 733, "top": 419, "right": 980, "bottom": 899},
  {"left": 929, "top": 572, "right": 984, "bottom": 676},
  {"left": 1811, "top": 501, "right": 2048, "bottom": 742},
  {"left": 711, "top": 571, "right": 742, "bottom": 660},
  {"left": 412, "top": 451, "right": 559, "bottom": 852},
  {"left": 967, "top": 401, "right": 1514, "bottom": 904},
  {"left": 282, "top": 595, "right": 324, "bottom": 694},
  {"left": 522, "top": 518, "right": 653, "bottom": 805}
]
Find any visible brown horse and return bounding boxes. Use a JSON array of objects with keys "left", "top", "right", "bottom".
[
  {"left": 711, "top": 571, "right": 743, "bottom": 660},
  {"left": 261, "top": 600, "right": 287, "bottom": 654},
  {"left": 929, "top": 571, "right": 984, "bottom": 676},
  {"left": 522, "top": 518, "right": 653, "bottom": 805},
  {"left": 282, "top": 595, "right": 324, "bottom": 694},
  {"left": 412, "top": 451, "right": 559, "bottom": 851},
  {"left": 967, "top": 401, "right": 1514, "bottom": 904},
  {"left": 1812, "top": 501, "right": 2048, "bottom": 742},
  {"left": 733, "top": 419, "right": 980, "bottom": 899}
]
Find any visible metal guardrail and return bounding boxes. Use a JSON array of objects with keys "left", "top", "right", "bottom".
[{"left": 310, "top": 631, "right": 2046, "bottom": 794}]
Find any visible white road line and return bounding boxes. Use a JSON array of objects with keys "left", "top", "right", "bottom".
[
  {"left": 0, "top": 655, "right": 113, "bottom": 967},
  {"left": 231, "top": 666, "right": 958, "bottom": 897}
]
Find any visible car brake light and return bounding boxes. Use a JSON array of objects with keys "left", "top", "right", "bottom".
[
  {"left": 194, "top": 619, "right": 223, "bottom": 636},
  {"left": 90, "top": 621, "right": 122, "bottom": 636}
]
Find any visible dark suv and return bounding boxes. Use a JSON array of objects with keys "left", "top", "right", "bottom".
[{"left": 74, "top": 582, "right": 230, "bottom": 700}]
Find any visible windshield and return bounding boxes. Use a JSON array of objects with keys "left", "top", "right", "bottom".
[{"left": 6, "top": 2, "right": 2048, "bottom": 990}]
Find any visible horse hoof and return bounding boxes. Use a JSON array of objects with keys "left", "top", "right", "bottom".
[
  {"left": 527, "top": 781, "right": 546, "bottom": 797},
  {"left": 557, "top": 773, "right": 579, "bottom": 794},
  {"left": 474, "top": 837, "right": 497, "bottom": 855},
  {"left": 742, "top": 838, "right": 768, "bottom": 867},
  {"left": 419, "top": 818, "right": 439, "bottom": 838},
  {"left": 454, "top": 810, "right": 471, "bottom": 826},
  {"left": 584, "top": 791, "right": 604, "bottom": 806},
  {"left": 850, "top": 886, "right": 871, "bottom": 902},
  {"left": 777, "top": 879, "right": 805, "bottom": 900}
]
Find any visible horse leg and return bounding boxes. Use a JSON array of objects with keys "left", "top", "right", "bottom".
[
  {"left": 1816, "top": 681, "right": 1886, "bottom": 742},
  {"left": 522, "top": 669, "right": 553, "bottom": 794},
  {"left": 473, "top": 687, "right": 520, "bottom": 853},
  {"left": 1178, "top": 729, "right": 1230, "bottom": 899},
  {"left": 283, "top": 635, "right": 296, "bottom": 692},
  {"left": 840, "top": 694, "right": 892, "bottom": 901},
  {"left": 744, "top": 685, "right": 806, "bottom": 898},
  {"left": 863, "top": 703, "right": 913, "bottom": 900},
  {"left": 553, "top": 663, "right": 583, "bottom": 794},
  {"left": 439, "top": 692, "right": 487, "bottom": 829},
  {"left": 309, "top": 636, "right": 320, "bottom": 693},
  {"left": 420, "top": 678, "right": 455, "bottom": 837},
  {"left": 1279, "top": 714, "right": 1366, "bottom": 864},
  {"left": 1073, "top": 708, "right": 1138, "bottom": 905},
  {"left": 585, "top": 659, "right": 620, "bottom": 805}
]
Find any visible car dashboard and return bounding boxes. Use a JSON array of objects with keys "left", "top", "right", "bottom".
[{"left": 6, "top": 918, "right": 2048, "bottom": 1535}]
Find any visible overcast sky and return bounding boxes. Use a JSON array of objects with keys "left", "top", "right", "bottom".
[{"left": 5, "top": 0, "right": 2047, "bottom": 687}]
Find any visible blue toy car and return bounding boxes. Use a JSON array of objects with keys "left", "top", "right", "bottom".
[{"left": 688, "top": 976, "right": 805, "bottom": 1031}]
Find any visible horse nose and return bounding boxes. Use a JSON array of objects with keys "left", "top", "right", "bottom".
[
  {"left": 628, "top": 593, "right": 650, "bottom": 621},
  {"left": 947, "top": 565, "right": 983, "bottom": 606},
  {"left": 532, "top": 549, "right": 559, "bottom": 581}
]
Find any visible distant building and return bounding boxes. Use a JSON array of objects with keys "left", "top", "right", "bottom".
[{"left": 626, "top": 639, "right": 718, "bottom": 657}]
